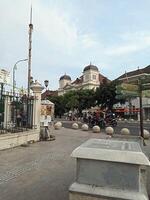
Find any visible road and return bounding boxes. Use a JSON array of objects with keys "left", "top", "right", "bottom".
[
  {"left": 0, "top": 126, "right": 150, "bottom": 200},
  {"left": 61, "top": 120, "right": 150, "bottom": 136},
  {"left": 114, "top": 121, "right": 150, "bottom": 136},
  {"left": 0, "top": 128, "right": 102, "bottom": 200}
]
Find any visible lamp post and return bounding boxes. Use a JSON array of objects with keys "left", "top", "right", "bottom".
[
  {"left": 44, "top": 80, "right": 49, "bottom": 90},
  {"left": 44, "top": 80, "right": 49, "bottom": 100},
  {"left": 13, "top": 59, "right": 28, "bottom": 97}
]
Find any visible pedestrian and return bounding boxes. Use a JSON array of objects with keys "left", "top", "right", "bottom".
[
  {"left": 16, "top": 113, "right": 21, "bottom": 127},
  {"left": 43, "top": 116, "right": 50, "bottom": 140}
]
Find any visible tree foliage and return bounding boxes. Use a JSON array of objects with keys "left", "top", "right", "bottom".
[
  {"left": 48, "top": 81, "right": 126, "bottom": 116},
  {"left": 95, "top": 81, "right": 125, "bottom": 110}
]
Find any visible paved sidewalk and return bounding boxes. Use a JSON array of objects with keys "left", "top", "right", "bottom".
[
  {"left": 0, "top": 128, "right": 107, "bottom": 200},
  {"left": 0, "top": 128, "right": 149, "bottom": 200}
]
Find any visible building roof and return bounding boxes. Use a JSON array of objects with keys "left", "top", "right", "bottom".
[
  {"left": 117, "top": 65, "right": 150, "bottom": 80},
  {"left": 71, "top": 74, "right": 110, "bottom": 86},
  {"left": 99, "top": 74, "right": 111, "bottom": 84},
  {"left": 83, "top": 64, "right": 98, "bottom": 72},
  {"left": 72, "top": 76, "right": 83, "bottom": 84},
  {"left": 41, "top": 90, "right": 58, "bottom": 100},
  {"left": 59, "top": 74, "right": 71, "bottom": 81}
]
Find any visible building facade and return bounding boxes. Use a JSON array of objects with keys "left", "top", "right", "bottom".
[
  {"left": 115, "top": 65, "right": 150, "bottom": 120},
  {"left": 58, "top": 64, "right": 109, "bottom": 96}
]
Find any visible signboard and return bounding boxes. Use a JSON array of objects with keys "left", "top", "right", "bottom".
[
  {"left": 121, "top": 90, "right": 139, "bottom": 97},
  {"left": 0, "top": 69, "right": 10, "bottom": 84},
  {"left": 41, "top": 105, "right": 52, "bottom": 116},
  {"left": 119, "top": 83, "right": 139, "bottom": 91},
  {"left": 142, "top": 84, "right": 150, "bottom": 91},
  {"left": 116, "top": 83, "right": 139, "bottom": 96},
  {"left": 116, "top": 94, "right": 126, "bottom": 100},
  {"left": 142, "top": 90, "right": 150, "bottom": 98},
  {"left": 141, "top": 75, "right": 150, "bottom": 84}
]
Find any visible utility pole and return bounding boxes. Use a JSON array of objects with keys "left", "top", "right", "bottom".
[
  {"left": 28, "top": 6, "right": 33, "bottom": 97},
  {"left": 27, "top": 6, "right": 33, "bottom": 128},
  {"left": 139, "top": 85, "right": 144, "bottom": 138}
]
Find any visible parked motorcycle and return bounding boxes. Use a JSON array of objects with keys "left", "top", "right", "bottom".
[{"left": 105, "top": 117, "right": 117, "bottom": 127}]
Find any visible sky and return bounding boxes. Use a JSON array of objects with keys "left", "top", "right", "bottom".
[{"left": 1, "top": 0, "right": 150, "bottom": 91}]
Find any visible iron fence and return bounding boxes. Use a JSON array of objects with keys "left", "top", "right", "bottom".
[{"left": 0, "top": 89, "right": 34, "bottom": 134}]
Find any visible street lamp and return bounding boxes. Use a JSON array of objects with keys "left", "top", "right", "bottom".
[
  {"left": 44, "top": 80, "right": 49, "bottom": 90},
  {"left": 13, "top": 59, "right": 28, "bottom": 97},
  {"left": 44, "top": 80, "right": 49, "bottom": 100}
]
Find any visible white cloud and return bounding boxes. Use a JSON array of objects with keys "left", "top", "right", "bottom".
[
  {"left": 105, "top": 31, "right": 150, "bottom": 56},
  {"left": 80, "top": 34, "right": 97, "bottom": 48},
  {"left": 35, "top": 4, "right": 78, "bottom": 51}
]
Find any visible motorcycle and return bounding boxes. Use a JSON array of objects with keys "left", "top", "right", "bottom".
[
  {"left": 89, "top": 117, "right": 106, "bottom": 129},
  {"left": 105, "top": 117, "right": 117, "bottom": 127}
]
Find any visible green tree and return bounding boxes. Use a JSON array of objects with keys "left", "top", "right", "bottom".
[
  {"left": 48, "top": 95, "right": 65, "bottom": 118},
  {"left": 76, "top": 89, "right": 95, "bottom": 114},
  {"left": 95, "top": 81, "right": 125, "bottom": 110}
]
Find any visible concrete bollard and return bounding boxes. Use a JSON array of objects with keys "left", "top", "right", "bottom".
[
  {"left": 105, "top": 126, "right": 114, "bottom": 136},
  {"left": 81, "top": 124, "right": 89, "bottom": 131},
  {"left": 130, "top": 118, "right": 134, "bottom": 121},
  {"left": 54, "top": 122, "right": 62, "bottom": 130},
  {"left": 143, "top": 129, "right": 150, "bottom": 139},
  {"left": 121, "top": 128, "right": 130, "bottom": 135},
  {"left": 93, "top": 125, "right": 100, "bottom": 133},
  {"left": 72, "top": 123, "right": 79, "bottom": 130}
]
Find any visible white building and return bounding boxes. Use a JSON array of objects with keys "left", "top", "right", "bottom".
[{"left": 58, "top": 64, "right": 109, "bottom": 96}]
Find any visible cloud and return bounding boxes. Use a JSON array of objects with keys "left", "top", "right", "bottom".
[
  {"left": 105, "top": 31, "right": 150, "bottom": 56},
  {"left": 80, "top": 34, "right": 98, "bottom": 48},
  {"left": 35, "top": 4, "right": 78, "bottom": 52}
]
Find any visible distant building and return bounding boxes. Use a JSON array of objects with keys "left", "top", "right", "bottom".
[
  {"left": 41, "top": 90, "right": 58, "bottom": 100},
  {"left": 115, "top": 65, "right": 150, "bottom": 120},
  {"left": 58, "top": 63, "right": 110, "bottom": 96},
  {"left": 117, "top": 65, "right": 150, "bottom": 82}
]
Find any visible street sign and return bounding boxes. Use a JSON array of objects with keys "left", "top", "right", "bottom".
[
  {"left": 119, "top": 83, "right": 139, "bottom": 91},
  {"left": 116, "top": 83, "right": 139, "bottom": 99},
  {"left": 142, "top": 84, "right": 150, "bottom": 90},
  {"left": 0, "top": 69, "right": 10, "bottom": 84},
  {"left": 115, "top": 94, "right": 126, "bottom": 100},
  {"left": 121, "top": 90, "right": 139, "bottom": 97},
  {"left": 142, "top": 90, "right": 150, "bottom": 98},
  {"left": 140, "top": 75, "right": 150, "bottom": 84},
  {"left": 116, "top": 83, "right": 139, "bottom": 95}
]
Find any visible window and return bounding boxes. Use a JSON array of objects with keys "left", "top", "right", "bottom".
[
  {"left": 92, "top": 75, "right": 96, "bottom": 80},
  {"left": 84, "top": 74, "right": 89, "bottom": 80}
]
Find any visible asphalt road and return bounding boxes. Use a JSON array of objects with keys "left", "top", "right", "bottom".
[
  {"left": 114, "top": 121, "right": 150, "bottom": 136},
  {"left": 61, "top": 120, "right": 150, "bottom": 136}
]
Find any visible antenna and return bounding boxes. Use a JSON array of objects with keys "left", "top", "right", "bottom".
[{"left": 30, "top": 5, "right": 32, "bottom": 24}]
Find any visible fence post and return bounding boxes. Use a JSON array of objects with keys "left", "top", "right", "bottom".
[
  {"left": 4, "top": 95, "right": 11, "bottom": 129},
  {"left": 30, "top": 81, "right": 44, "bottom": 130}
]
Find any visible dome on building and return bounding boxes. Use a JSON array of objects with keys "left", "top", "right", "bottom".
[
  {"left": 83, "top": 64, "right": 98, "bottom": 72},
  {"left": 59, "top": 74, "right": 71, "bottom": 81}
]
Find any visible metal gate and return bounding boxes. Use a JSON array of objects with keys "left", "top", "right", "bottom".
[{"left": 0, "top": 91, "right": 34, "bottom": 134}]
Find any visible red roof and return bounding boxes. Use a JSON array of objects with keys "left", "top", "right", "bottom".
[{"left": 41, "top": 90, "right": 58, "bottom": 100}]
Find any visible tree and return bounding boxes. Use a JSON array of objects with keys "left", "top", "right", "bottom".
[
  {"left": 95, "top": 81, "right": 125, "bottom": 110},
  {"left": 76, "top": 89, "right": 95, "bottom": 114},
  {"left": 48, "top": 95, "right": 65, "bottom": 118}
]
